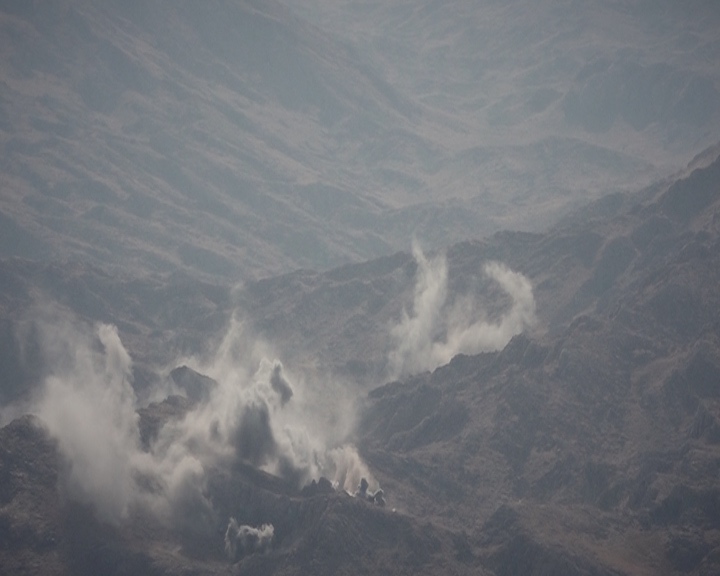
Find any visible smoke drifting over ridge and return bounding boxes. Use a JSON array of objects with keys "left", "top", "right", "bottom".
[
  {"left": 389, "top": 244, "right": 537, "bottom": 377},
  {"left": 26, "top": 314, "right": 375, "bottom": 527},
  {"left": 10, "top": 244, "right": 533, "bottom": 534}
]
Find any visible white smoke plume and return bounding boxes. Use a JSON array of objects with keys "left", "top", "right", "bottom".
[
  {"left": 166, "top": 316, "right": 374, "bottom": 494},
  {"left": 24, "top": 312, "right": 376, "bottom": 528},
  {"left": 389, "top": 244, "right": 536, "bottom": 377},
  {"left": 224, "top": 519, "right": 274, "bottom": 559},
  {"left": 33, "top": 321, "right": 145, "bottom": 523}
]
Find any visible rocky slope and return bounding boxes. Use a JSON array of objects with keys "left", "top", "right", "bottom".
[
  {"left": 2, "top": 0, "right": 719, "bottom": 281},
  {"left": 356, "top": 147, "right": 720, "bottom": 574},
  {"left": 2, "top": 2, "right": 720, "bottom": 573},
  {"left": 236, "top": 145, "right": 720, "bottom": 574},
  {"left": 1, "top": 144, "right": 719, "bottom": 574}
]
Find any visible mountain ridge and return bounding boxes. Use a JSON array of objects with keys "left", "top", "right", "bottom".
[
  {"left": 1, "top": 3, "right": 720, "bottom": 568},
  {"left": 3, "top": 0, "right": 719, "bottom": 281},
  {"left": 1, "top": 142, "right": 719, "bottom": 574}
]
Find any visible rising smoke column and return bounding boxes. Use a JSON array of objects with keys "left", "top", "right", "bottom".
[
  {"left": 388, "top": 243, "right": 448, "bottom": 378},
  {"left": 33, "top": 322, "right": 145, "bottom": 523},
  {"left": 389, "top": 244, "right": 536, "bottom": 377},
  {"left": 169, "top": 318, "right": 376, "bottom": 493}
]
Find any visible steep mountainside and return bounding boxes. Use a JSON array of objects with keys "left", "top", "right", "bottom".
[
  {"left": 359, "top": 148, "right": 720, "bottom": 574},
  {"left": 2, "top": 1, "right": 720, "bottom": 573},
  {"left": 0, "top": 0, "right": 417, "bottom": 278},
  {"left": 234, "top": 148, "right": 720, "bottom": 574},
  {"left": 1, "top": 145, "right": 719, "bottom": 574},
  {"left": 2, "top": 0, "right": 719, "bottom": 281}
]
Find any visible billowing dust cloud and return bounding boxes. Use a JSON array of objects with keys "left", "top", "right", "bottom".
[
  {"left": 21, "top": 243, "right": 532, "bottom": 531},
  {"left": 34, "top": 322, "right": 142, "bottom": 522},
  {"left": 225, "top": 520, "right": 274, "bottom": 559},
  {"left": 29, "top": 316, "right": 375, "bottom": 527},
  {"left": 389, "top": 244, "right": 537, "bottom": 377}
]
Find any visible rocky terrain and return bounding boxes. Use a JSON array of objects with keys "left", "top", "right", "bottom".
[
  {"left": 2, "top": 0, "right": 719, "bottom": 280},
  {"left": 238, "top": 142, "right": 720, "bottom": 575},
  {"left": 0, "top": 142, "right": 719, "bottom": 574},
  {"left": 2, "top": 1, "right": 720, "bottom": 574}
]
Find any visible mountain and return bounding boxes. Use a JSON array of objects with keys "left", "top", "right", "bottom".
[
  {"left": 0, "top": 0, "right": 400, "bottom": 279},
  {"left": 1, "top": 141, "right": 719, "bottom": 574},
  {"left": 2, "top": 0, "right": 719, "bottom": 281},
  {"left": 233, "top": 145, "right": 720, "bottom": 378},
  {"left": 2, "top": 1, "right": 720, "bottom": 573},
  {"left": 291, "top": 0, "right": 720, "bottom": 154},
  {"left": 230, "top": 145, "right": 720, "bottom": 574},
  {"left": 319, "top": 145, "right": 713, "bottom": 574}
]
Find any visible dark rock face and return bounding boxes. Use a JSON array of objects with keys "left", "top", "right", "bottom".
[
  {"left": 232, "top": 402, "right": 277, "bottom": 466},
  {"left": 0, "top": 416, "right": 62, "bottom": 575},
  {"left": 137, "top": 394, "right": 193, "bottom": 450},
  {"left": 169, "top": 365, "right": 217, "bottom": 404},
  {"left": 660, "top": 157, "right": 720, "bottom": 223}
]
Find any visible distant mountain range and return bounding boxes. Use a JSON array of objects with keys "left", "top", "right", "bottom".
[{"left": 1, "top": 0, "right": 719, "bottom": 280}]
